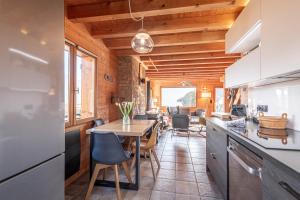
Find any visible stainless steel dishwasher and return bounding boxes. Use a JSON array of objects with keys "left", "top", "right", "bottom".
[{"left": 228, "top": 137, "right": 263, "bottom": 200}]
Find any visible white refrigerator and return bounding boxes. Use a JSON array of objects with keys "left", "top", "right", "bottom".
[{"left": 0, "top": 0, "right": 65, "bottom": 199}]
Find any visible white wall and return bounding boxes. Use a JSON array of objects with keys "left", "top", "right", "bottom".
[{"left": 246, "top": 79, "right": 300, "bottom": 130}]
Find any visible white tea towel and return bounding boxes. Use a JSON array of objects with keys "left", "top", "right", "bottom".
[{"left": 226, "top": 118, "right": 246, "bottom": 128}]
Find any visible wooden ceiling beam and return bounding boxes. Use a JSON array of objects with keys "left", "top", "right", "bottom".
[
  {"left": 103, "top": 30, "right": 226, "bottom": 49},
  {"left": 67, "top": 0, "right": 234, "bottom": 23},
  {"left": 147, "top": 63, "right": 229, "bottom": 69},
  {"left": 139, "top": 52, "right": 240, "bottom": 61},
  {"left": 143, "top": 58, "right": 236, "bottom": 66},
  {"left": 114, "top": 42, "right": 225, "bottom": 56},
  {"left": 91, "top": 13, "right": 237, "bottom": 38}
]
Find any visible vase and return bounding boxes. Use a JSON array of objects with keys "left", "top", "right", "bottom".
[{"left": 122, "top": 115, "right": 130, "bottom": 125}]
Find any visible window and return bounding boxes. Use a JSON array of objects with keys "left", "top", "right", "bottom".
[
  {"left": 215, "top": 88, "right": 224, "bottom": 112},
  {"left": 64, "top": 42, "right": 96, "bottom": 126},
  {"left": 64, "top": 44, "right": 71, "bottom": 122},
  {"left": 75, "top": 50, "right": 95, "bottom": 120},
  {"left": 161, "top": 87, "right": 196, "bottom": 107}
]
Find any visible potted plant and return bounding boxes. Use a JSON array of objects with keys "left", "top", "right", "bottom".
[{"left": 116, "top": 101, "right": 134, "bottom": 125}]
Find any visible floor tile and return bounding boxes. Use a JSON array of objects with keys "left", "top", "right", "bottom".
[
  {"left": 193, "top": 164, "right": 207, "bottom": 173},
  {"left": 198, "top": 183, "right": 223, "bottom": 199},
  {"left": 176, "top": 171, "right": 196, "bottom": 182},
  {"left": 160, "top": 161, "right": 176, "bottom": 170},
  {"left": 176, "top": 163, "right": 194, "bottom": 172},
  {"left": 175, "top": 194, "right": 201, "bottom": 200},
  {"left": 123, "top": 189, "right": 152, "bottom": 200},
  {"left": 153, "top": 178, "right": 176, "bottom": 193},
  {"left": 195, "top": 173, "right": 215, "bottom": 184},
  {"left": 175, "top": 181, "right": 199, "bottom": 195},
  {"left": 150, "top": 191, "right": 176, "bottom": 200},
  {"left": 157, "top": 169, "right": 176, "bottom": 180},
  {"left": 176, "top": 156, "right": 192, "bottom": 164}
]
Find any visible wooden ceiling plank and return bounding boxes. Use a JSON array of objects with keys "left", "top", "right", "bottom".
[
  {"left": 114, "top": 42, "right": 225, "bottom": 56},
  {"left": 67, "top": 0, "right": 234, "bottom": 23},
  {"left": 103, "top": 30, "right": 226, "bottom": 49},
  {"left": 91, "top": 13, "right": 237, "bottom": 38},
  {"left": 139, "top": 52, "right": 240, "bottom": 61},
  {"left": 143, "top": 57, "right": 236, "bottom": 66}
]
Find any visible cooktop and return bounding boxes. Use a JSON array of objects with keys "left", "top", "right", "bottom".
[{"left": 229, "top": 122, "right": 300, "bottom": 151}]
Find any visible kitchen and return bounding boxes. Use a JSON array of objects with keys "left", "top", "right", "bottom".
[{"left": 207, "top": 0, "right": 300, "bottom": 199}]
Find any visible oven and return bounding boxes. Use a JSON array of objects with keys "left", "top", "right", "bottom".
[{"left": 228, "top": 137, "right": 263, "bottom": 200}]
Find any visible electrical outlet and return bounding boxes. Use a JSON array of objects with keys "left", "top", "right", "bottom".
[{"left": 257, "top": 105, "right": 268, "bottom": 112}]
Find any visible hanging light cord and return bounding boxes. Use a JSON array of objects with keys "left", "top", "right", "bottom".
[{"left": 128, "top": 0, "right": 144, "bottom": 28}]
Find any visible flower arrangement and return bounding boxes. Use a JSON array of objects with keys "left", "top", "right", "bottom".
[{"left": 116, "top": 101, "right": 134, "bottom": 124}]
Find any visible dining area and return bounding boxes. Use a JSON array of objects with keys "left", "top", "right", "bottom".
[{"left": 66, "top": 114, "right": 213, "bottom": 200}]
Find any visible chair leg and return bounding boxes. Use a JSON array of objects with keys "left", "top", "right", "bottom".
[
  {"left": 152, "top": 149, "right": 161, "bottom": 169},
  {"left": 122, "top": 161, "right": 132, "bottom": 183},
  {"left": 148, "top": 149, "right": 156, "bottom": 180},
  {"left": 113, "top": 164, "right": 122, "bottom": 200},
  {"left": 85, "top": 164, "right": 101, "bottom": 200},
  {"left": 130, "top": 153, "right": 136, "bottom": 170}
]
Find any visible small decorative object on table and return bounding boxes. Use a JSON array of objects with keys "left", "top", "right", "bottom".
[{"left": 116, "top": 101, "right": 134, "bottom": 125}]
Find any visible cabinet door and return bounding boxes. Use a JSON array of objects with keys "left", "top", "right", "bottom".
[
  {"left": 261, "top": 0, "right": 300, "bottom": 79},
  {"left": 206, "top": 122, "right": 228, "bottom": 199},
  {"left": 225, "top": 47, "right": 261, "bottom": 88},
  {"left": 262, "top": 159, "right": 300, "bottom": 200},
  {"left": 225, "top": 0, "right": 261, "bottom": 53}
]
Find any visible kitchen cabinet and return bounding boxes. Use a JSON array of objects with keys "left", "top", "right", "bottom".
[
  {"left": 262, "top": 159, "right": 300, "bottom": 200},
  {"left": 225, "top": 0, "right": 261, "bottom": 54},
  {"left": 260, "top": 0, "right": 300, "bottom": 79},
  {"left": 225, "top": 47, "right": 261, "bottom": 88},
  {"left": 206, "top": 121, "right": 228, "bottom": 200}
]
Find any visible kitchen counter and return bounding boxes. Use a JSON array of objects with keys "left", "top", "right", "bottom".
[{"left": 207, "top": 117, "right": 300, "bottom": 178}]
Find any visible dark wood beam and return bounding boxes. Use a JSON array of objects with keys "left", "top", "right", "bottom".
[
  {"left": 114, "top": 42, "right": 225, "bottom": 56},
  {"left": 144, "top": 58, "right": 236, "bottom": 66},
  {"left": 103, "top": 30, "right": 226, "bottom": 49},
  {"left": 67, "top": 0, "right": 234, "bottom": 23},
  {"left": 140, "top": 52, "right": 240, "bottom": 61},
  {"left": 91, "top": 13, "right": 238, "bottom": 38}
]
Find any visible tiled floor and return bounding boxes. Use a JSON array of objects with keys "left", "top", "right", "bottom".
[{"left": 65, "top": 131, "right": 223, "bottom": 200}]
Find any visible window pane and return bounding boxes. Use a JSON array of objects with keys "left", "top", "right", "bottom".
[
  {"left": 161, "top": 87, "right": 196, "bottom": 107},
  {"left": 215, "top": 88, "right": 224, "bottom": 112},
  {"left": 75, "top": 50, "right": 95, "bottom": 120},
  {"left": 64, "top": 44, "right": 70, "bottom": 122}
]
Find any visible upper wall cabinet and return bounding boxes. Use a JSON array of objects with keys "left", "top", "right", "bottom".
[
  {"left": 225, "top": 0, "right": 261, "bottom": 54},
  {"left": 260, "top": 0, "right": 300, "bottom": 79},
  {"left": 225, "top": 47, "right": 261, "bottom": 88}
]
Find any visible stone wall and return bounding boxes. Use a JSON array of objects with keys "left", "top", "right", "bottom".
[{"left": 117, "top": 56, "right": 146, "bottom": 115}]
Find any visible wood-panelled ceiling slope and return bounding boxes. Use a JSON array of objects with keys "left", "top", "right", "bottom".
[{"left": 65, "top": 0, "right": 247, "bottom": 80}]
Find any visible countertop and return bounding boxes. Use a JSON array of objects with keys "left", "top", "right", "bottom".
[{"left": 207, "top": 117, "right": 300, "bottom": 177}]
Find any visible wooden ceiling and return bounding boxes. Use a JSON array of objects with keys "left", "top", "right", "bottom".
[{"left": 65, "top": 0, "right": 247, "bottom": 80}]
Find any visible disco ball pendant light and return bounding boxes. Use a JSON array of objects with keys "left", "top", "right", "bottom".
[{"left": 128, "top": 0, "right": 154, "bottom": 54}]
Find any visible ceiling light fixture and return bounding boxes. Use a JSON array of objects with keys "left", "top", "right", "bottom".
[{"left": 128, "top": 0, "right": 154, "bottom": 54}]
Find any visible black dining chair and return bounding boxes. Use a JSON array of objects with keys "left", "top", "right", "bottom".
[
  {"left": 171, "top": 114, "right": 190, "bottom": 138},
  {"left": 85, "top": 132, "right": 132, "bottom": 200}
]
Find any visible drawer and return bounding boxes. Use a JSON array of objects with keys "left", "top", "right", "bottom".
[{"left": 262, "top": 159, "right": 300, "bottom": 200}]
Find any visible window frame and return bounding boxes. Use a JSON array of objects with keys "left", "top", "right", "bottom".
[
  {"left": 64, "top": 41, "right": 97, "bottom": 127},
  {"left": 160, "top": 86, "right": 197, "bottom": 108}
]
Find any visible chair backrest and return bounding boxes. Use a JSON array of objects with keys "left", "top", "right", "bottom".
[
  {"left": 146, "top": 123, "right": 160, "bottom": 149},
  {"left": 179, "top": 107, "right": 190, "bottom": 115},
  {"left": 91, "top": 132, "right": 129, "bottom": 165},
  {"left": 172, "top": 114, "right": 189, "bottom": 129},
  {"left": 93, "top": 118, "right": 105, "bottom": 127},
  {"left": 196, "top": 109, "right": 205, "bottom": 117},
  {"left": 133, "top": 114, "right": 148, "bottom": 120},
  {"left": 167, "top": 106, "right": 179, "bottom": 115}
]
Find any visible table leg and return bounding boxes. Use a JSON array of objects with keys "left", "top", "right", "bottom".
[{"left": 135, "top": 136, "right": 140, "bottom": 190}]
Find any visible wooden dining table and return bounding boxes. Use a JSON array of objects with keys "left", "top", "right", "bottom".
[{"left": 86, "top": 119, "right": 156, "bottom": 190}]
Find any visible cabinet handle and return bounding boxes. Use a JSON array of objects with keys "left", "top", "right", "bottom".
[
  {"left": 278, "top": 181, "right": 300, "bottom": 200},
  {"left": 210, "top": 153, "right": 216, "bottom": 159}
]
